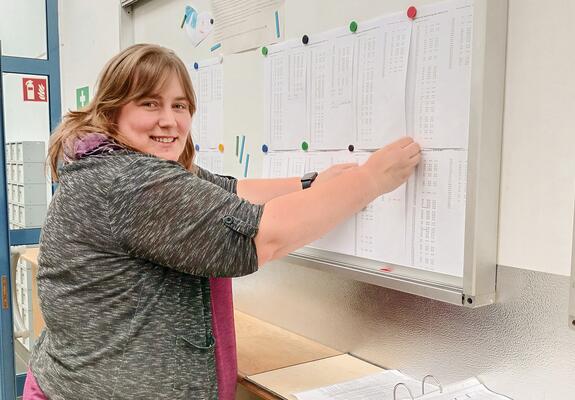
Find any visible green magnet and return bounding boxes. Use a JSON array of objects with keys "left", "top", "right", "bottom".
[
  {"left": 349, "top": 21, "right": 358, "bottom": 32},
  {"left": 262, "top": 47, "right": 269, "bottom": 56},
  {"left": 301, "top": 141, "right": 309, "bottom": 151}
]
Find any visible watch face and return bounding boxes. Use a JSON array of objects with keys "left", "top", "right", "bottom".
[
  {"left": 301, "top": 171, "right": 318, "bottom": 189},
  {"left": 303, "top": 172, "right": 318, "bottom": 181}
]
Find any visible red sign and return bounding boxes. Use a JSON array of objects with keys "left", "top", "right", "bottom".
[{"left": 22, "top": 77, "right": 48, "bottom": 102}]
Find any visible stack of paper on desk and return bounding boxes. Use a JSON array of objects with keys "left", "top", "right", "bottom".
[
  {"left": 417, "top": 377, "right": 512, "bottom": 399},
  {"left": 293, "top": 374, "right": 511, "bottom": 400},
  {"left": 293, "top": 370, "right": 437, "bottom": 400}
]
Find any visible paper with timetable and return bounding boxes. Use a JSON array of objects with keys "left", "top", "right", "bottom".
[
  {"left": 308, "top": 30, "right": 355, "bottom": 150},
  {"left": 406, "top": 150, "right": 467, "bottom": 276},
  {"left": 408, "top": 0, "right": 473, "bottom": 149},
  {"left": 262, "top": 0, "right": 474, "bottom": 277},
  {"left": 190, "top": 59, "right": 224, "bottom": 149},
  {"left": 195, "top": 150, "right": 224, "bottom": 175},
  {"left": 356, "top": 14, "right": 411, "bottom": 150},
  {"left": 264, "top": 40, "right": 308, "bottom": 150}
]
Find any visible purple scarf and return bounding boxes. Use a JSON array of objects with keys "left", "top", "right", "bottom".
[{"left": 63, "top": 133, "right": 124, "bottom": 164}]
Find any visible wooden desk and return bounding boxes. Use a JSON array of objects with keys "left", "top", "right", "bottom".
[
  {"left": 235, "top": 311, "right": 342, "bottom": 399},
  {"left": 246, "top": 354, "right": 384, "bottom": 399}
]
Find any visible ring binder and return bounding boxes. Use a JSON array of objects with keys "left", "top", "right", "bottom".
[
  {"left": 393, "top": 382, "right": 415, "bottom": 400},
  {"left": 422, "top": 374, "right": 443, "bottom": 394},
  {"left": 477, "top": 377, "right": 515, "bottom": 400}
]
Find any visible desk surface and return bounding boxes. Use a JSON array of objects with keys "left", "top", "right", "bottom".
[
  {"left": 246, "top": 353, "right": 384, "bottom": 400},
  {"left": 235, "top": 311, "right": 341, "bottom": 378}
]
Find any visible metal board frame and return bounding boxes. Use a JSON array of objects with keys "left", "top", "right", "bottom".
[
  {"left": 569, "top": 197, "right": 575, "bottom": 330},
  {"left": 290, "top": 0, "right": 508, "bottom": 308},
  {"left": 0, "top": 0, "right": 61, "bottom": 398}
]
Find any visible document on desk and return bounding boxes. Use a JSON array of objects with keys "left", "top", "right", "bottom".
[
  {"left": 417, "top": 378, "right": 512, "bottom": 399},
  {"left": 293, "top": 370, "right": 436, "bottom": 400}
]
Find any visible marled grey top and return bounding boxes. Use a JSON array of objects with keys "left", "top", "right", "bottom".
[{"left": 30, "top": 151, "right": 263, "bottom": 399}]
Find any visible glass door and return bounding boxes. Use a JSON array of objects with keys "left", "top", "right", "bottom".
[{"left": 0, "top": 1, "right": 60, "bottom": 398}]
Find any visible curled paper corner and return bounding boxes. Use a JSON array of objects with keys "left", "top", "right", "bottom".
[{"left": 182, "top": 4, "right": 214, "bottom": 47}]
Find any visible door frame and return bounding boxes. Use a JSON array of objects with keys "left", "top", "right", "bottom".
[{"left": 0, "top": 0, "right": 61, "bottom": 397}]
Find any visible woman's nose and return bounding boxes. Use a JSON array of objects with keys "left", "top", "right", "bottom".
[{"left": 158, "top": 107, "right": 177, "bottom": 127}]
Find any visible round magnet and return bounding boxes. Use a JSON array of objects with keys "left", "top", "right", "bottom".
[
  {"left": 193, "top": 62, "right": 199, "bottom": 70},
  {"left": 301, "top": 141, "right": 309, "bottom": 151},
  {"left": 262, "top": 144, "right": 269, "bottom": 153},
  {"left": 407, "top": 6, "right": 417, "bottom": 19},
  {"left": 210, "top": 18, "right": 214, "bottom": 24},
  {"left": 218, "top": 144, "right": 224, "bottom": 153},
  {"left": 195, "top": 144, "right": 200, "bottom": 151},
  {"left": 349, "top": 21, "right": 358, "bottom": 32},
  {"left": 302, "top": 34, "right": 309, "bottom": 45},
  {"left": 262, "top": 46, "right": 269, "bottom": 56},
  {"left": 348, "top": 144, "right": 355, "bottom": 152}
]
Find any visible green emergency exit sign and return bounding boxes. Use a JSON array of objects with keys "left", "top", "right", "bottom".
[{"left": 76, "top": 86, "right": 90, "bottom": 109}]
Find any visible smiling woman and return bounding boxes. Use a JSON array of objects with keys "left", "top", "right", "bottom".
[
  {"left": 47, "top": 44, "right": 198, "bottom": 180},
  {"left": 116, "top": 74, "right": 192, "bottom": 162}
]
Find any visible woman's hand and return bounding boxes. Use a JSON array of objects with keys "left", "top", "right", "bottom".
[
  {"left": 363, "top": 137, "right": 421, "bottom": 194},
  {"left": 313, "top": 163, "right": 358, "bottom": 187}
]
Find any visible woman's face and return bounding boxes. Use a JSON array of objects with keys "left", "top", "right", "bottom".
[{"left": 116, "top": 72, "right": 192, "bottom": 162}]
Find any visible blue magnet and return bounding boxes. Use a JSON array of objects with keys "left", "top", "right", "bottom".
[
  {"left": 262, "top": 144, "right": 269, "bottom": 153},
  {"left": 195, "top": 144, "right": 200, "bottom": 151},
  {"left": 193, "top": 62, "right": 199, "bottom": 70}
]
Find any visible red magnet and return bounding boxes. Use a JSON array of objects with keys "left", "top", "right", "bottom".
[{"left": 407, "top": 6, "right": 417, "bottom": 20}]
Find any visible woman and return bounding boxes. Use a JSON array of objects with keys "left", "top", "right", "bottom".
[{"left": 24, "top": 44, "right": 420, "bottom": 399}]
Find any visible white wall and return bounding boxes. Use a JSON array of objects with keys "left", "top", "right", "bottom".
[
  {"left": 498, "top": 0, "right": 575, "bottom": 275},
  {"left": 58, "top": 0, "right": 122, "bottom": 113}
]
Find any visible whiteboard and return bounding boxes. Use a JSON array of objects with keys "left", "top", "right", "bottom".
[
  {"left": 256, "top": 1, "right": 505, "bottom": 306},
  {"left": 261, "top": 1, "right": 472, "bottom": 278}
]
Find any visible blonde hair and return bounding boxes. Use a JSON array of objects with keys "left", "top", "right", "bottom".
[{"left": 48, "top": 43, "right": 197, "bottom": 181}]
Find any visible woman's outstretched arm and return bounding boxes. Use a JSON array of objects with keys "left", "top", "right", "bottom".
[{"left": 254, "top": 137, "right": 421, "bottom": 266}]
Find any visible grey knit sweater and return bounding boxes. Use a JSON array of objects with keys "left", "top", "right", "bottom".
[{"left": 30, "top": 151, "right": 262, "bottom": 399}]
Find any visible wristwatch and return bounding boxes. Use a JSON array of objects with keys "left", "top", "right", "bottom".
[{"left": 301, "top": 171, "right": 318, "bottom": 189}]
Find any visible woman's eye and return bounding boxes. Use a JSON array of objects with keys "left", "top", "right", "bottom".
[
  {"left": 142, "top": 101, "right": 157, "bottom": 108},
  {"left": 174, "top": 103, "right": 188, "bottom": 110}
]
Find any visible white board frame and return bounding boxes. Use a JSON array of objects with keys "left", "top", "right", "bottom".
[
  {"left": 569, "top": 197, "right": 575, "bottom": 329},
  {"left": 288, "top": 0, "right": 508, "bottom": 308}
]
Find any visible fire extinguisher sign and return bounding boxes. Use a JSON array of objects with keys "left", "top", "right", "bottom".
[{"left": 22, "top": 77, "right": 48, "bottom": 102}]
